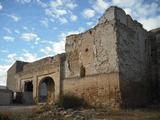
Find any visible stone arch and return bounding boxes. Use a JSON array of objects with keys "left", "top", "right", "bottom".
[{"left": 38, "top": 76, "right": 55, "bottom": 103}]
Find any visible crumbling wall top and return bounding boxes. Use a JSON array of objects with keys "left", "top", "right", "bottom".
[
  {"left": 98, "top": 6, "right": 126, "bottom": 24},
  {"left": 98, "top": 6, "right": 143, "bottom": 29}
]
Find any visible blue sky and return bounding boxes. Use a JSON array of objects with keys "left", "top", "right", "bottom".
[{"left": 0, "top": 0, "right": 159, "bottom": 86}]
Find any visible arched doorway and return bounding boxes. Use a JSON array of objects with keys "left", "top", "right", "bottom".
[{"left": 38, "top": 77, "right": 55, "bottom": 103}]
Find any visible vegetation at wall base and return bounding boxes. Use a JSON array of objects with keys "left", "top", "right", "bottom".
[
  {"left": 56, "top": 94, "right": 87, "bottom": 109},
  {"left": 0, "top": 114, "right": 10, "bottom": 120}
]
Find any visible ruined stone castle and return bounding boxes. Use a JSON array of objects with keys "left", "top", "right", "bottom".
[{"left": 6, "top": 6, "right": 160, "bottom": 108}]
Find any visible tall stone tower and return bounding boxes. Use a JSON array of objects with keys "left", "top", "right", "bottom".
[{"left": 64, "top": 6, "right": 149, "bottom": 108}]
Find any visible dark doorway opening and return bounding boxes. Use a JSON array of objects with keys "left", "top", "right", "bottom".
[
  {"left": 24, "top": 81, "right": 33, "bottom": 92},
  {"left": 39, "top": 77, "right": 55, "bottom": 103},
  {"left": 80, "top": 65, "right": 86, "bottom": 78},
  {"left": 23, "top": 81, "right": 34, "bottom": 104}
]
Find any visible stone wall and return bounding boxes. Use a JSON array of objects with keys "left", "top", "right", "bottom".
[
  {"left": 7, "top": 61, "right": 28, "bottom": 91},
  {"left": 149, "top": 28, "right": 160, "bottom": 102},
  {"left": 63, "top": 73, "right": 121, "bottom": 108},
  {"left": 115, "top": 8, "right": 149, "bottom": 107},
  {"left": 65, "top": 14, "right": 118, "bottom": 78},
  {"left": 15, "top": 55, "right": 62, "bottom": 103},
  {"left": 22, "top": 92, "right": 33, "bottom": 104},
  {"left": 64, "top": 6, "right": 150, "bottom": 108},
  {"left": 0, "top": 89, "right": 12, "bottom": 105},
  {"left": 63, "top": 8, "right": 121, "bottom": 108}
]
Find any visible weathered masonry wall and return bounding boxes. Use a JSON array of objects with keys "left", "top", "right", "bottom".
[
  {"left": 15, "top": 55, "right": 62, "bottom": 104},
  {"left": 0, "top": 89, "right": 12, "bottom": 105},
  {"left": 115, "top": 8, "right": 149, "bottom": 107},
  {"left": 149, "top": 28, "right": 160, "bottom": 102},
  {"left": 63, "top": 6, "right": 150, "bottom": 108},
  {"left": 63, "top": 73, "right": 121, "bottom": 108},
  {"left": 65, "top": 16, "right": 118, "bottom": 78},
  {"left": 63, "top": 9, "right": 120, "bottom": 108},
  {"left": 7, "top": 61, "right": 28, "bottom": 91}
]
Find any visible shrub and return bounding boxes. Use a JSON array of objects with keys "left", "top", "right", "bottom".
[
  {"left": 0, "top": 114, "right": 10, "bottom": 120},
  {"left": 56, "top": 94, "right": 86, "bottom": 109},
  {"left": 35, "top": 104, "right": 52, "bottom": 114}
]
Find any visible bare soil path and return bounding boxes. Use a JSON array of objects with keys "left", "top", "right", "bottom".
[{"left": 0, "top": 105, "right": 39, "bottom": 113}]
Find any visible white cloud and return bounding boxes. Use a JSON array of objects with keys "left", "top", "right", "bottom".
[
  {"left": 0, "top": 65, "right": 10, "bottom": 86},
  {"left": 40, "top": 36, "right": 65, "bottom": 56},
  {"left": 86, "top": 22, "right": 94, "bottom": 26},
  {"left": 92, "top": 0, "right": 110, "bottom": 13},
  {"left": 44, "top": 0, "right": 77, "bottom": 24},
  {"left": 59, "top": 17, "right": 68, "bottom": 24},
  {"left": 3, "top": 36, "right": 15, "bottom": 42},
  {"left": 20, "top": 32, "right": 40, "bottom": 43},
  {"left": 40, "top": 27, "right": 85, "bottom": 56},
  {"left": 82, "top": 8, "right": 95, "bottom": 18},
  {"left": 0, "top": 49, "right": 9, "bottom": 53},
  {"left": 66, "top": 2, "right": 77, "bottom": 10},
  {"left": 0, "top": 2, "right": 3, "bottom": 10},
  {"left": 41, "top": 46, "right": 53, "bottom": 56},
  {"left": 3, "top": 27, "right": 12, "bottom": 34},
  {"left": 50, "top": 0, "right": 63, "bottom": 8},
  {"left": 7, "top": 53, "right": 17, "bottom": 62},
  {"left": 23, "top": 26, "right": 28, "bottom": 31},
  {"left": 6, "top": 14, "right": 21, "bottom": 22},
  {"left": 14, "top": 29, "right": 20, "bottom": 34},
  {"left": 46, "top": 0, "right": 67, "bottom": 18},
  {"left": 7, "top": 50, "right": 38, "bottom": 63},
  {"left": 135, "top": 2, "right": 160, "bottom": 18},
  {"left": 0, "top": 50, "right": 38, "bottom": 86},
  {"left": 88, "top": 0, "right": 159, "bottom": 30},
  {"left": 41, "top": 39, "right": 65, "bottom": 56},
  {"left": 70, "top": 14, "right": 77, "bottom": 22},
  {"left": 110, "top": 1, "right": 159, "bottom": 30},
  {"left": 20, "top": 50, "right": 37, "bottom": 62},
  {"left": 40, "top": 18, "right": 49, "bottom": 28},
  {"left": 139, "top": 16, "right": 160, "bottom": 31},
  {"left": 124, "top": 8, "right": 132, "bottom": 15},
  {"left": 55, "top": 9, "right": 67, "bottom": 16},
  {"left": 53, "top": 40, "right": 65, "bottom": 54},
  {"left": 15, "top": 0, "right": 31, "bottom": 4},
  {"left": 112, "top": 0, "right": 138, "bottom": 7},
  {"left": 36, "top": 0, "right": 47, "bottom": 8}
]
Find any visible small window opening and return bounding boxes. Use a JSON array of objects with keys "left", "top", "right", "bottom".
[
  {"left": 85, "top": 48, "right": 89, "bottom": 52},
  {"left": 80, "top": 65, "right": 85, "bottom": 78}
]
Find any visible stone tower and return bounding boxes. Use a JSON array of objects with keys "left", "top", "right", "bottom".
[{"left": 64, "top": 6, "right": 149, "bottom": 108}]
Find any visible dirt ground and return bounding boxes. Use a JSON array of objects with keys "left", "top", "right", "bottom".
[
  {"left": 0, "top": 105, "right": 38, "bottom": 113},
  {"left": 0, "top": 105, "right": 160, "bottom": 120}
]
